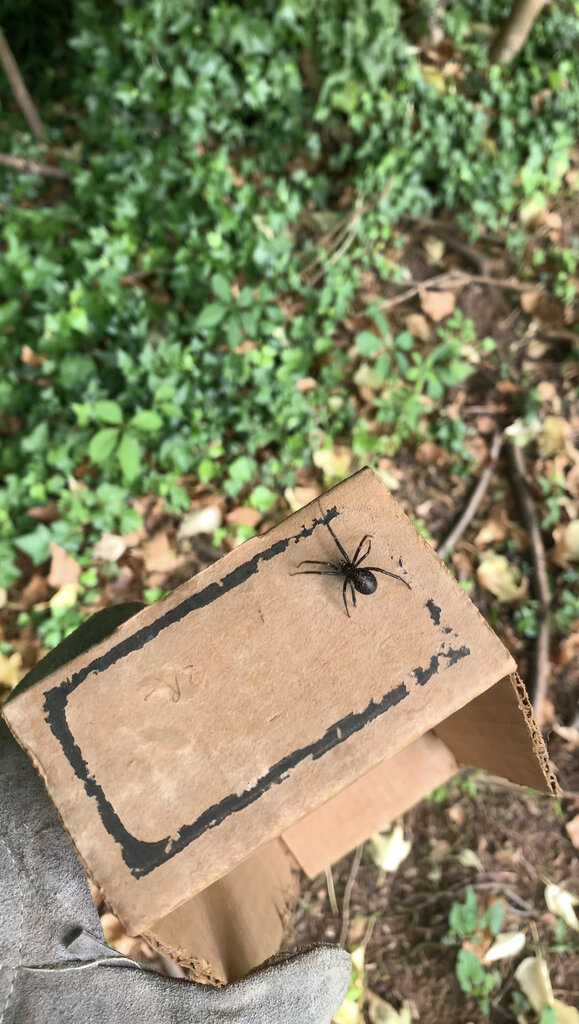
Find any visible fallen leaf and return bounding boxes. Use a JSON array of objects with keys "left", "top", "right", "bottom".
[
  {"left": 334, "top": 1000, "right": 363, "bottom": 1024},
  {"left": 537, "top": 416, "right": 568, "bottom": 457},
  {"left": 366, "top": 992, "right": 412, "bottom": 1024},
  {"left": 48, "top": 543, "right": 81, "bottom": 587},
  {"left": 353, "top": 363, "right": 384, "bottom": 392},
  {"left": 0, "top": 650, "right": 24, "bottom": 690},
  {"left": 367, "top": 822, "right": 412, "bottom": 873},
  {"left": 284, "top": 485, "right": 322, "bottom": 512},
  {"left": 514, "top": 956, "right": 553, "bottom": 1012},
  {"left": 521, "top": 289, "right": 542, "bottom": 313},
  {"left": 563, "top": 520, "right": 579, "bottom": 562},
  {"left": 49, "top": 582, "right": 78, "bottom": 609},
  {"left": 553, "top": 999, "right": 579, "bottom": 1024},
  {"left": 405, "top": 312, "right": 431, "bottom": 342},
  {"left": 422, "top": 234, "right": 445, "bottom": 265},
  {"left": 474, "top": 515, "right": 508, "bottom": 548},
  {"left": 484, "top": 931, "right": 526, "bottom": 963},
  {"left": 93, "top": 533, "right": 127, "bottom": 561},
  {"left": 177, "top": 506, "right": 223, "bottom": 539},
  {"left": 565, "top": 814, "right": 579, "bottom": 850},
  {"left": 225, "top": 507, "right": 262, "bottom": 528},
  {"left": 312, "top": 447, "right": 351, "bottom": 481},
  {"left": 297, "top": 376, "right": 317, "bottom": 393},
  {"left": 544, "top": 882, "right": 579, "bottom": 932},
  {"left": 419, "top": 289, "right": 456, "bottom": 322},
  {"left": 456, "top": 849, "right": 484, "bottom": 871},
  {"left": 446, "top": 803, "right": 467, "bottom": 827},
  {"left": 476, "top": 552, "right": 526, "bottom": 602}
]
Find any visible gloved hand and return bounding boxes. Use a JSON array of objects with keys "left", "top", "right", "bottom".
[{"left": 0, "top": 607, "right": 351, "bottom": 1024}]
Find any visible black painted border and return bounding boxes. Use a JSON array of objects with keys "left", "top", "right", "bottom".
[{"left": 42, "top": 508, "right": 468, "bottom": 878}]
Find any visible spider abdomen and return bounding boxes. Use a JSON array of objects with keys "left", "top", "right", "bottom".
[{"left": 350, "top": 568, "right": 377, "bottom": 595}]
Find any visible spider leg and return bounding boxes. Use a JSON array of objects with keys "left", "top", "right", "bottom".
[
  {"left": 296, "top": 559, "right": 337, "bottom": 568},
  {"left": 342, "top": 577, "right": 351, "bottom": 618},
  {"left": 350, "top": 581, "right": 357, "bottom": 607},
  {"left": 352, "top": 534, "right": 372, "bottom": 566},
  {"left": 365, "top": 567, "right": 412, "bottom": 589},
  {"left": 291, "top": 568, "right": 343, "bottom": 576},
  {"left": 326, "top": 519, "right": 352, "bottom": 563}
]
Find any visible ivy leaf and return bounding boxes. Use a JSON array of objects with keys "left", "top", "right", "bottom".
[
  {"left": 89, "top": 427, "right": 120, "bottom": 464},
  {"left": 211, "top": 273, "right": 231, "bottom": 303},
  {"left": 197, "top": 303, "right": 227, "bottom": 329},
  {"left": 14, "top": 524, "right": 52, "bottom": 565},
  {"left": 118, "top": 433, "right": 141, "bottom": 482},
  {"left": 131, "top": 410, "right": 163, "bottom": 433},
  {"left": 94, "top": 400, "right": 123, "bottom": 425}
]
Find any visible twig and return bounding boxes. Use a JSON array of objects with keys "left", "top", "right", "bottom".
[
  {"left": 0, "top": 153, "right": 73, "bottom": 179},
  {"left": 380, "top": 270, "right": 539, "bottom": 310},
  {"left": 0, "top": 29, "right": 45, "bottom": 139},
  {"left": 505, "top": 440, "right": 551, "bottom": 721},
  {"left": 339, "top": 844, "right": 364, "bottom": 947},
  {"left": 437, "top": 430, "right": 503, "bottom": 559},
  {"left": 325, "top": 865, "right": 338, "bottom": 917}
]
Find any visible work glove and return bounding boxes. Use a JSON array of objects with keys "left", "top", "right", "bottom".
[{"left": 1, "top": 606, "right": 351, "bottom": 1024}]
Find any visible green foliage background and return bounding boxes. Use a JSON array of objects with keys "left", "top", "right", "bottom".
[{"left": 1, "top": 0, "right": 578, "bottom": 587}]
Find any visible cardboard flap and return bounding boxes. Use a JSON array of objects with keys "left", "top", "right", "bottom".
[
  {"left": 3, "top": 468, "right": 544, "bottom": 936},
  {"left": 435, "top": 673, "right": 558, "bottom": 795},
  {"left": 145, "top": 839, "right": 298, "bottom": 984},
  {"left": 282, "top": 731, "right": 458, "bottom": 877}
]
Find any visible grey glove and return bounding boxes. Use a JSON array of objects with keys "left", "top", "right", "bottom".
[{"left": 0, "top": 606, "right": 351, "bottom": 1023}]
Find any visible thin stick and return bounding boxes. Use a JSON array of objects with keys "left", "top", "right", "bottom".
[
  {"left": 339, "top": 844, "right": 364, "bottom": 947},
  {"left": 505, "top": 441, "right": 551, "bottom": 721},
  {"left": 0, "top": 153, "right": 73, "bottom": 179},
  {"left": 380, "top": 270, "right": 539, "bottom": 310},
  {"left": 0, "top": 29, "right": 45, "bottom": 139},
  {"left": 325, "top": 865, "right": 339, "bottom": 916},
  {"left": 437, "top": 431, "right": 503, "bottom": 559}
]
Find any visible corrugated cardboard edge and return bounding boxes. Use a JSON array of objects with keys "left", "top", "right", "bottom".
[
  {"left": 435, "top": 672, "right": 559, "bottom": 796},
  {"left": 143, "top": 838, "right": 299, "bottom": 984}
]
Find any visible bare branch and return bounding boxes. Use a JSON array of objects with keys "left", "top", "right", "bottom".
[{"left": 0, "top": 28, "right": 45, "bottom": 139}]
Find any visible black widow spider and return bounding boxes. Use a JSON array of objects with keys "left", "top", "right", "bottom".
[{"left": 292, "top": 518, "right": 411, "bottom": 618}]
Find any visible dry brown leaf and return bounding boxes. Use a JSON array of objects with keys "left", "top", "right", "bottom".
[
  {"left": 474, "top": 515, "right": 508, "bottom": 548},
  {"left": 20, "top": 344, "right": 45, "bottom": 366},
  {"left": 93, "top": 533, "right": 127, "bottom": 561},
  {"left": 177, "top": 506, "right": 223, "bottom": 539},
  {"left": 419, "top": 289, "right": 456, "bottom": 322},
  {"left": 565, "top": 814, "right": 579, "bottom": 850},
  {"left": 225, "top": 507, "right": 262, "bottom": 528},
  {"left": 405, "top": 312, "right": 431, "bottom": 341},
  {"left": 537, "top": 416, "right": 569, "bottom": 457},
  {"left": 422, "top": 234, "right": 446, "bottom": 265},
  {"left": 563, "top": 520, "right": 579, "bottom": 561},
  {"left": 297, "top": 376, "right": 317, "bottom": 393},
  {"left": 521, "top": 290, "right": 542, "bottom": 314},
  {"left": 141, "top": 532, "right": 178, "bottom": 574},
  {"left": 284, "top": 485, "right": 322, "bottom": 512},
  {"left": 48, "top": 543, "right": 81, "bottom": 587}
]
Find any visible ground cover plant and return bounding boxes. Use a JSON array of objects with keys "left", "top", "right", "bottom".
[{"left": 0, "top": 1, "right": 578, "bottom": 1021}]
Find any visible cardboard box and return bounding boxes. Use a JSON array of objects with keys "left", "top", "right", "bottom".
[{"left": 3, "top": 468, "right": 557, "bottom": 983}]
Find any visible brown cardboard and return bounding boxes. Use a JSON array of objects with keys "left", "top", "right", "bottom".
[
  {"left": 2, "top": 467, "right": 556, "bottom": 982},
  {"left": 282, "top": 732, "right": 458, "bottom": 877}
]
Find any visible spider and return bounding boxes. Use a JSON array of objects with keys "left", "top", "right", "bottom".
[{"left": 292, "top": 518, "right": 411, "bottom": 618}]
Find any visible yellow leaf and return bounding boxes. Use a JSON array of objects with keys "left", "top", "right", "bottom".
[
  {"left": 420, "top": 64, "right": 446, "bottom": 94},
  {"left": 366, "top": 991, "right": 412, "bottom": 1024},
  {"left": 368, "top": 822, "right": 412, "bottom": 873},
  {"left": 476, "top": 552, "right": 526, "bottom": 602},
  {"left": 484, "top": 931, "right": 526, "bottom": 963},
  {"left": 334, "top": 999, "right": 363, "bottom": 1024},
  {"left": 553, "top": 999, "right": 579, "bottom": 1024},
  {"left": 0, "top": 650, "right": 24, "bottom": 690},
  {"left": 49, "top": 582, "right": 78, "bottom": 609},
  {"left": 545, "top": 882, "right": 579, "bottom": 932},
  {"left": 515, "top": 956, "right": 553, "bottom": 1012}
]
